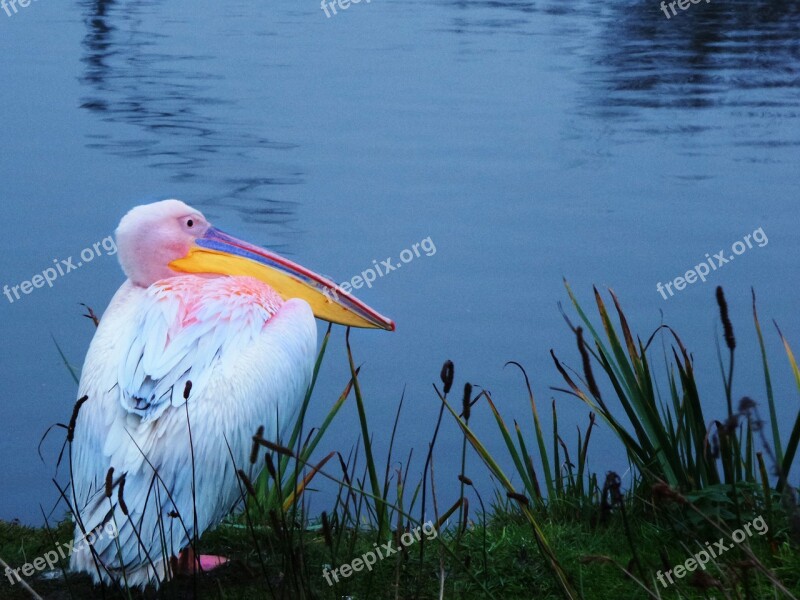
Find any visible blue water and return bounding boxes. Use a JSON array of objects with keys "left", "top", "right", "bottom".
[{"left": 0, "top": 0, "right": 798, "bottom": 524}]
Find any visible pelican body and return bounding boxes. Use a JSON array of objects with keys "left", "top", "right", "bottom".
[{"left": 68, "top": 200, "right": 393, "bottom": 587}]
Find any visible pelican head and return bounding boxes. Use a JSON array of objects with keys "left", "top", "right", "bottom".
[{"left": 115, "top": 199, "right": 394, "bottom": 330}]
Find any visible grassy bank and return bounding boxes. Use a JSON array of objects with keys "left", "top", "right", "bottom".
[
  {"left": 1, "top": 284, "right": 799, "bottom": 599},
  {"left": 1, "top": 502, "right": 799, "bottom": 599}
]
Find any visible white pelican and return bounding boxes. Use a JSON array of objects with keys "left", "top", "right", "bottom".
[{"left": 68, "top": 199, "right": 393, "bottom": 588}]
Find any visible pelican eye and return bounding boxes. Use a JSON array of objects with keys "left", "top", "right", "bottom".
[{"left": 187, "top": 219, "right": 194, "bottom": 228}]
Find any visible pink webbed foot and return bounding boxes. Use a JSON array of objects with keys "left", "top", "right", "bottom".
[{"left": 172, "top": 547, "right": 230, "bottom": 575}]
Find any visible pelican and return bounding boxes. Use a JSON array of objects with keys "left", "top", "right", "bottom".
[{"left": 68, "top": 199, "right": 393, "bottom": 588}]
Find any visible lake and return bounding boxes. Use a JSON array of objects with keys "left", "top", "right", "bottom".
[{"left": 0, "top": 0, "right": 798, "bottom": 525}]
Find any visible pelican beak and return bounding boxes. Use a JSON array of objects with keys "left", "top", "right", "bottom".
[{"left": 168, "top": 227, "right": 395, "bottom": 331}]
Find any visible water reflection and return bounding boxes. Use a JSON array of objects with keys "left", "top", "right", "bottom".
[
  {"left": 594, "top": 0, "right": 800, "bottom": 110},
  {"left": 78, "top": 0, "right": 301, "bottom": 229},
  {"left": 588, "top": 0, "right": 800, "bottom": 155},
  {"left": 441, "top": 0, "right": 800, "bottom": 150}
]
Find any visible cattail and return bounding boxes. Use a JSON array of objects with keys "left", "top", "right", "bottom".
[
  {"left": 461, "top": 497, "right": 469, "bottom": 532},
  {"left": 739, "top": 396, "right": 756, "bottom": 412},
  {"left": 440, "top": 360, "right": 454, "bottom": 395},
  {"left": 183, "top": 380, "right": 193, "bottom": 400},
  {"left": 237, "top": 469, "right": 257, "bottom": 497},
  {"left": 118, "top": 475, "right": 129, "bottom": 516},
  {"left": 265, "top": 453, "right": 277, "bottom": 480},
  {"left": 462, "top": 382, "right": 473, "bottom": 421},
  {"left": 250, "top": 425, "right": 265, "bottom": 464},
  {"left": 576, "top": 328, "right": 601, "bottom": 399},
  {"left": 321, "top": 511, "right": 333, "bottom": 548},
  {"left": 458, "top": 474, "right": 473, "bottom": 486},
  {"left": 104, "top": 468, "right": 115, "bottom": 498},
  {"left": 67, "top": 396, "right": 89, "bottom": 442},
  {"left": 715, "top": 287, "right": 736, "bottom": 350},
  {"left": 252, "top": 437, "right": 294, "bottom": 457},
  {"left": 506, "top": 491, "right": 529, "bottom": 506}
]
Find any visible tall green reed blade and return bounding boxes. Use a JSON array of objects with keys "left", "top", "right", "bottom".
[
  {"left": 775, "top": 323, "right": 800, "bottom": 490},
  {"left": 345, "top": 328, "right": 389, "bottom": 537},
  {"left": 506, "top": 362, "right": 555, "bottom": 501},
  {"left": 381, "top": 387, "right": 407, "bottom": 526},
  {"left": 485, "top": 394, "right": 536, "bottom": 500},
  {"left": 744, "top": 425, "right": 755, "bottom": 483},
  {"left": 553, "top": 399, "right": 562, "bottom": 497},
  {"left": 757, "top": 452, "right": 774, "bottom": 536},
  {"left": 753, "top": 290, "right": 783, "bottom": 467},
  {"left": 514, "top": 422, "right": 544, "bottom": 507},
  {"left": 576, "top": 412, "right": 596, "bottom": 506}
]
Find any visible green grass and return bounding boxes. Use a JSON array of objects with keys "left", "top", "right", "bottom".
[{"left": 2, "top": 505, "right": 800, "bottom": 599}]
